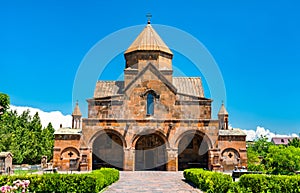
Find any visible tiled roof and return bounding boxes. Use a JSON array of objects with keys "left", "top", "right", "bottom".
[
  {"left": 124, "top": 24, "right": 173, "bottom": 55},
  {"left": 172, "top": 77, "right": 204, "bottom": 97},
  {"left": 93, "top": 77, "right": 204, "bottom": 98},
  {"left": 54, "top": 128, "right": 82, "bottom": 135},
  {"left": 94, "top": 81, "right": 124, "bottom": 98},
  {"left": 271, "top": 137, "right": 295, "bottom": 145},
  {"left": 219, "top": 129, "right": 246, "bottom": 136}
]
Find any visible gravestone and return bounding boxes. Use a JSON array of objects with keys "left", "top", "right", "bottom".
[
  {"left": 41, "top": 156, "right": 47, "bottom": 169},
  {"left": 0, "top": 152, "right": 13, "bottom": 175}
]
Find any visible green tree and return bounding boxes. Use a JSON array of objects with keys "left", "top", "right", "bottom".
[
  {"left": 247, "top": 147, "right": 265, "bottom": 171},
  {"left": 247, "top": 145, "right": 260, "bottom": 164},
  {"left": 0, "top": 96, "right": 55, "bottom": 164},
  {"left": 41, "top": 123, "right": 55, "bottom": 161},
  {"left": 288, "top": 137, "right": 300, "bottom": 148},
  {"left": 250, "top": 135, "right": 273, "bottom": 157},
  {"left": 0, "top": 93, "right": 10, "bottom": 115},
  {"left": 246, "top": 136, "right": 274, "bottom": 172},
  {"left": 264, "top": 145, "right": 300, "bottom": 175},
  {"left": 0, "top": 110, "right": 18, "bottom": 150}
]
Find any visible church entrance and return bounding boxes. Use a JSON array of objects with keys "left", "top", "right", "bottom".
[
  {"left": 135, "top": 134, "right": 167, "bottom": 171},
  {"left": 92, "top": 132, "right": 124, "bottom": 170},
  {"left": 178, "top": 133, "right": 209, "bottom": 171}
]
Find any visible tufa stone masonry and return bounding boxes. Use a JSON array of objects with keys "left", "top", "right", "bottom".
[{"left": 53, "top": 22, "right": 247, "bottom": 172}]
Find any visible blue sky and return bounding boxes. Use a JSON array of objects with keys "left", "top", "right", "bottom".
[{"left": 1, "top": 1, "right": 300, "bottom": 134}]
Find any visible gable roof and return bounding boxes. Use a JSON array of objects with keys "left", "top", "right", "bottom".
[
  {"left": 0, "top": 152, "right": 13, "bottom": 157},
  {"left": 271, "top": 137, "right": 296, "bottom": 145},
  {"left": 124, "top": 24, "right": 173, "bottom": 55},
  {"left": 94, "top": 81, "right": 124, "bottom": 98},
  {"left": 173, "top": 77, "right": 204, "bottom": 97},
  {"left": 123, "top": 63, "right": 177, "bottom": 93},
  {"left": 93, "top": 76, "right": 205, "bottom": 98}
]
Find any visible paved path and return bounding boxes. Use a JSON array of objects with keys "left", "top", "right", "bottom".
[{"left": 104, "top": 171, "right": 202, "bottom": 193}]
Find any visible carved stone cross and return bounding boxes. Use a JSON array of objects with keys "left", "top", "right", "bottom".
[
  {"left": 68, "top": 151, "right": 74, "bottom": 158},
  {"left": 146, "top": 13, "right": 152, "bottom": 24}
]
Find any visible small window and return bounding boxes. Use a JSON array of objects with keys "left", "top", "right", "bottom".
[{"left": 147, "top": 93, "right": 154, "bottom": 115}]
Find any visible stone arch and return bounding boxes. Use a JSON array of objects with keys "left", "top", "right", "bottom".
[
  {"left": 176, "top": 130, "right": 211, "bottom": 171},
  {"left": 134, "top": 132, "right": 168, "bottom": 171},
  {"left": 61, "top": 147, "right": 80, "bottom": 159},
  {"left": 131, "top": 128, "right": 169, "bottom": 149},
  {"left": 60, "top": 147, "right": 80, "bottom": 171},
  {"left": 221, "top": 148, "right": 240, "bottom": 171},
  {"left": 92, "top": 129, "right": 125, "bottom": 170},
  {"left": 140, "top": 89, "right": 160, "bottom": 98},
  {"left": 174, "top": 129, "right": 213, "bottom": 148},
  {"left": 89, "top": 128, "right": 127, "bottom": 148}
]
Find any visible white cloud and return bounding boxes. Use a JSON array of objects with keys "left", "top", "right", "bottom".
[
  {"left": 291, "top": 133, "right": 299, "bottom": 138},
  {"left": 10, "top": 105, "right": 72, "bottom": 129},
  {"left": 243, "top": 126, "right": 299, "bottom": 141}
]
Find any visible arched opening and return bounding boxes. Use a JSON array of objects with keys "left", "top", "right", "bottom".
[
  {"left": 178, "top": 133, "right": 209, "bottom": 171},
  {"left": 221, "top": 148, "right": 240, "bottom": 171},
  {"left": 60, "top": 147, "right": 80, "bottom": 171},
  {"left": 135, "top": 134, "right": 167, "bottom": 171},
  {"left": 92, "top": 132, "right": 124, "bottom": 170}
]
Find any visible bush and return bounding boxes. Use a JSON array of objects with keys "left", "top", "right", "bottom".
[
  {"left": 184, "top": 169, "right": 300, "bottom": 193},
  {"left": 247, "top": 163, "right": 265, "bottom": 172},
  {"left": 0, "top": 168, "right": 119, "bottom": 193},
  {"left": 238, "top": 174, "right": 300, "bottom": 193},
  {"left": 93, "top": 167, "right": 119, "bottom": 187},
  {"left": 184, "top": 168, "right": 232, "bottom": 193}
]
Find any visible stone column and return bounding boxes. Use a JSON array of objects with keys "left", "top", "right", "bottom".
[
  {"left": 166, "top": 148, "right": 178, "bottom": 171},
  {"left": 239, "top": 148, "right": 247, "bottom": 167},
  {"left": 79, "top": 147, "right": 91, "bottom": 171},
  {"left": 123, "top": 148, "right": 135, "bottom": 171},
  {"left": 86, "top": 147, "right": 92, "bottom": 171},
  {"left": 209, "top": 148, "right": 221, "bottom": 171}
]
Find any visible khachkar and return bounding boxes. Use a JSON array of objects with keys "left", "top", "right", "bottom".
[{"left": 53, "top": 20, "right": 247, "bottom": 172}]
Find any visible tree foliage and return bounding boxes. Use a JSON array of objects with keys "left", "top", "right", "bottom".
[
  {"left": 288, "top": 137, "right": 300, "bottom": 148},
  {"left": 0, "top": 93, "right": 10, "bottom": 115},
  {"left": 248, "top": 135, "right": 273, "bottom": 157},
  {"left": 247, "top": 135, "right": 300, "bottom": 175},
  {"left": 264, "top": 145, "right": 300, "bottom": 175},
  {"left": 0, "top": 106, "right": 55, "bottom": 164}
]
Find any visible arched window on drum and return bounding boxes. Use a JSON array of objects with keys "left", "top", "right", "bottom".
[{"left": 147, "top": 93, "right": 154, "bottom": 115}]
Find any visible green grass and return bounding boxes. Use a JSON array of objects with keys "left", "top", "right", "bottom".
[{"left": 13, "top": 169, "right": 38, "bottom": 175}]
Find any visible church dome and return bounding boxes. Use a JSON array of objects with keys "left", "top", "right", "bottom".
[{"left": 124, "top": 24, "right": 173, "bottom": 56}]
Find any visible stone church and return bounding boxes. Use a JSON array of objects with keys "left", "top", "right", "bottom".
[{"left": 53, "top": 21, "right": 247, "bottom": 172}]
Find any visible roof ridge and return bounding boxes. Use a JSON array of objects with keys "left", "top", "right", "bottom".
[
  {"left": 173, "top": 77, "right": 201, "bottom": 79},
  {"left": 97, "top": 80, "right": 124, "bottom": 82}
]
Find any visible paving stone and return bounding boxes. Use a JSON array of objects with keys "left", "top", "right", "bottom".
[{"left": 104, "top": 171, "right": 202, "bottom": 193}]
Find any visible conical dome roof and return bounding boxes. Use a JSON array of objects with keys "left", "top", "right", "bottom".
[
  {"left": 218, "top": 103, "right": 228, "bottom": 115},
  {"left": 125, "top": 24, "right": 173, "bottom": 55},
  {"left": 72, "top": 101, "right": 82, "bottom": 116}
]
